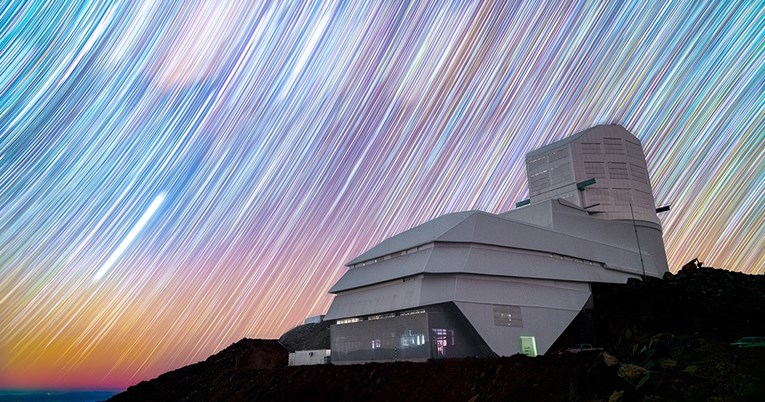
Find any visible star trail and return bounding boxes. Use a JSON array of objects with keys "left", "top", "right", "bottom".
[{"left": 1, "top": 0, "right": 763, "bottom": 389}]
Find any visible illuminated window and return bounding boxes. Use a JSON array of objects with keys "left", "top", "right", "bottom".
[
  {"left": 371, "top": 339, "right": 381, "bottom": 349},
  {"left": 493, "top": 305, "right": 522, "bottom": 327},
  {"left": 432, "top": 328, "right": 455, "bottom": 357},
  {"left": 400, "top": 330, "right": 426, "bottom": 348},
  {"left": 368, "top": 313, "right": 395, "bottom": 320},
  {"left": 336, "top": 317, "right": 361, "bottom": 325}
]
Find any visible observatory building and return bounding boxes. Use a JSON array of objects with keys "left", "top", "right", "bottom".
[{"left": 324, "top": 125, "right": 668, "bottom": 363}]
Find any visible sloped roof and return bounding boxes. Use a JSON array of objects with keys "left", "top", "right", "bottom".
[
  {"left": 349, "top": 200, "right": 590, "bottom": 266},
  {"left": 331, "top": 203, "right": 663, "bottom": 294},
  {"left": 347, "top": 210, "right": 478, "bottom": 265}
]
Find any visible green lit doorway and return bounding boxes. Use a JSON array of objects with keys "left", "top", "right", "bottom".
[{"left": 519, "top": 336, "right": 537, "bottom": 357}]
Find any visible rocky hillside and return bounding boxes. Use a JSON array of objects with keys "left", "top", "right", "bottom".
[
  {"left": 108, "top": 339, "right": 287, "bottom": 402},
  {"left": 278, "top": 319, "right": 331, "bottom": 352},
  {"left": 109, "top": 266, "right": 765, "bottom": 401}
]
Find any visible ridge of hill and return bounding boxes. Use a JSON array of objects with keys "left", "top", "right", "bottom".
[{"left": 109, "top": 266, "right": 765, "bottom": 401}]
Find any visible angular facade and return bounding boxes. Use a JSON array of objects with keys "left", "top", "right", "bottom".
[{"left": 325, "top": 125, "right": 668, "bottom": 363}]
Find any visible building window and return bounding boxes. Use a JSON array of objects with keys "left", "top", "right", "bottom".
[
  {"left": 368, "top": 313, "right": 395, "bottom": 320},
  {"left": 432, "top": 328, "right": 455, "bottom": 357},
  {"left": 400, "top": 330, "right": 426, "bottom": 348},
  {"left": 336, "top": 317, "right": 361, "bottom": 325},
  {"left": 493, "top": 305, "right": 523, "bottom": 327},
  {"left": 400, "top": 309, "right": 425, "bottom": 316}
]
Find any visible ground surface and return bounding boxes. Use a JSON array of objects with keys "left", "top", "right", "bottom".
[{"left": 109, "top": 266, "right": 765, "bottom": 401}]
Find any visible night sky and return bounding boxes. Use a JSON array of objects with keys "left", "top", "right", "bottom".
[{"left": 1, "top": 0, "right": 763, "bottom": 389}]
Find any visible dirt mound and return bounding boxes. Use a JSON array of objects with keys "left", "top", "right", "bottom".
[
  {"left": 203, "top": 338, "right": 287, "bottom": 370},
  {"left": 278, "top": 320, "right": 331, "bottom": 352}
]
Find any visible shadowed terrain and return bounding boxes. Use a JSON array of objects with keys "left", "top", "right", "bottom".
[{"left": 110, "top": 266, "right": 765, "bottom": 401}]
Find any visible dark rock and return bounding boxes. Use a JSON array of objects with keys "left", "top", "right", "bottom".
[
  {"left": 278, "top": 320, "right": 331, "bottom": 352},
  {"left": 108, "top": 339, "right": 286, "bottom": 402},
  {"left": 110, "top": 266, "right": 765, "bottom": 402}
]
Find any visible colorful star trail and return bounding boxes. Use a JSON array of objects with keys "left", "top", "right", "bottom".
[{"left": 1, "top": 0, "right": 763, "bottom": 389}]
